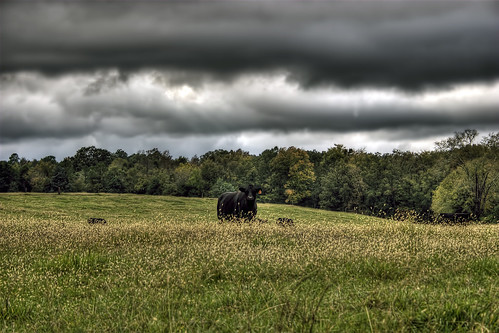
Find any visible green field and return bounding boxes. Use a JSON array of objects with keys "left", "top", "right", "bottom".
[{"left": 0, "top": 193, "right": 498, "bottom": 332}]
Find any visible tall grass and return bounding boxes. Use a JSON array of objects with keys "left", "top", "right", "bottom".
[{"left": 0, "top": 193, "right": 498, "bottom": 332}]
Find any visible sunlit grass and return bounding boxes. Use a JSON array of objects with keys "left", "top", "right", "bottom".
[{"left": 1, "top": 193, "right": 498, "bottom": 332}]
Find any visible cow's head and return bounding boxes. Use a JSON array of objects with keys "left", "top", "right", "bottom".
[{"left": 239, "top": 184, "right": 262, "bottom": 201}]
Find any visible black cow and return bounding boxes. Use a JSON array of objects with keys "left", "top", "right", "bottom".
[
  {"left": 217, "top": 185, "right": 262, "bottom": 221},
  {"left": 88, "top": 217, "right": 107, "bottom": 224}
]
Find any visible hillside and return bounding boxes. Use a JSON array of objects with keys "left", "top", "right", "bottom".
[{"left": 1, "top": 193, "right": 498, "bottom": 332}]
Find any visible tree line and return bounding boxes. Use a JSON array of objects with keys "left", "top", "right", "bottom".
[{"left": 1, "top": 130, "right": 498, "bottom": 222}]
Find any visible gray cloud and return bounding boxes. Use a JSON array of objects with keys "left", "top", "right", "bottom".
[
  {"left": 2, "top": 127, "right": 497, "bottom": 162},
  {"left": 1, "top": 1, "right": 498, "bottom": 90},
  {"left": 1, "top": 71, "right": 498, "bottom": 145}
]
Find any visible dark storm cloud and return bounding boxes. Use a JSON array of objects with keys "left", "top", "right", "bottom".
[
  {"left": 1, "top": 2, "right": 498, "bottom": 161},
  {"left": 1, "top": 1, "right": 498, "bottom": 90}
]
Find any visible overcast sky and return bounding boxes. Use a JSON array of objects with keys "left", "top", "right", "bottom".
[{"left": 1, "top": 1, "right": 498, "bottom": 161}]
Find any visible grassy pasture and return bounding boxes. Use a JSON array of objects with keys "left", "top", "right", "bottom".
[{"left": 0, "top": 193, "right": 498, "bottom": 332}]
